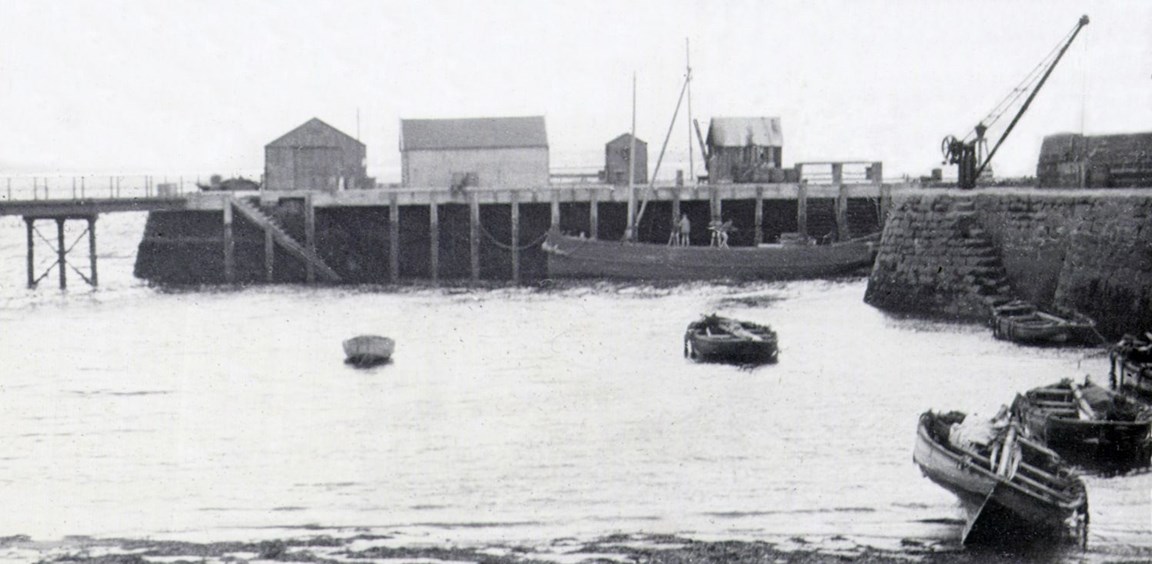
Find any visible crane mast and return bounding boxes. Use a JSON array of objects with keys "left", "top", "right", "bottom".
[{"left": 943, "top": 15, "right": 1089, "bottom": 189}]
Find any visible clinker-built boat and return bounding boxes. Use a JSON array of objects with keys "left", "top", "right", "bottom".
[
  {"left": 684, "top": 314, "right": 778, "bottom": 364},
  {"left": 913, "top": 410, "right": 1088, "bottom": 546},
  {"left": 1012, "top": 378, "right": 1152, "bottom": 469},
  {"left": 990, "top": 301, "right": 1097, "bottom": 346}
]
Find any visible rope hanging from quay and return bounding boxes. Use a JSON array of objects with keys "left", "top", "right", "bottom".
[{"left": 478, "top": 223, "right": 549, "bottom": 252}]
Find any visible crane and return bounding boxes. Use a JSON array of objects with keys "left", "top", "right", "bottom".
[{"left": 942, "top": 15, "right": 1089, "bottom": 189}]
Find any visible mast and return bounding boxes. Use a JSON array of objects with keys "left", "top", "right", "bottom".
[
  {"left": 625, "top": 72, "right": 638, "bottom": 241},
  {"left": 685, "top": 38, "right": 694, "bottom": 184}
]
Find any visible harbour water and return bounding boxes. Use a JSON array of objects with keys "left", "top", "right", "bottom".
[{"left": 0, "top": 213, "right": 1149, "bottom": 561}]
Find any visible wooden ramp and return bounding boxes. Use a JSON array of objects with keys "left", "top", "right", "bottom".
[{"left": 230, "top": 198, "right": 341, "bottom": 282}]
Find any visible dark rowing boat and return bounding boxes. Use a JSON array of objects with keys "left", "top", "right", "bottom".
[
  {"left": 990, "top": 301, "right": 1096, "bottom": 346},
  {"left": 542, "top": 231, "right": 875, "bottom": 281},
  {"left": 343, "top": 335, "right": 395, "bottom": 367},
  {"left": 683, "top": 314, "right": 777, "bottom": 364},
  {"left": 1012, "top": 378, "right": 1152, "bottom": 469},
  {"left": 913, "top": 410, "right": 1088, "bottom": 546}
]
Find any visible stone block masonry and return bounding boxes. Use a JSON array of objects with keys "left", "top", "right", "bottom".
[{"left": 865, "top": 189, "right": 1152, "bottom": 338}]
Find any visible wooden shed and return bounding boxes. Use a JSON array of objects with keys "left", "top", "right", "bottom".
[
  {"left": 1038, "top": 132, "right": 1152, "bottom": 188},
  {"left": 704, "top": 117, "right": 784, "bottom": 183},
  {"left": 264, "top": 118, "right": 368, "bottom": 191},
  {"left": 400, "top": 116, "right": 549, "bottom": 188},
  {"left": 604, "top": 133, "right": 648, "bottom": 185}
]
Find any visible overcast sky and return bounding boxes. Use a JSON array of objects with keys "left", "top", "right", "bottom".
[{"left": 1, "top": 0, "right": 1149, "bottom": 182}]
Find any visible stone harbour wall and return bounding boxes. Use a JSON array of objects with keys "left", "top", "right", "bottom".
[{"left": 864, "top": 189, "right": 1152, "bottom": 338}]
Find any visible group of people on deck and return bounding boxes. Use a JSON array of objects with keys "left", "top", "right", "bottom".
[{"left": 670, "top": 214, "right": 734, "bottom": 248}]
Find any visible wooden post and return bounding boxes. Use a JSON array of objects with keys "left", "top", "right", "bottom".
[
  {"left": 389, "top": 191, "right": 400, "bottom": 283},
  {"left": 87, "top": 216, "right": 98, "bottom": 286},
  {"left": 264, "top": 227, "right": 274, "bottom": 282},
  {"left": 589, "top": 188, "right": 599, "bottom": 240},
  {"left": 304, "top": 193, "right": 316, "bottom": 284},
  {"left": 671, "top": 185, "right": 681, "bottom": 238},
  {"left": 223, "top": 199, "right": 235, "bottom": 284},
  {"left": 511, "top": 190, "right": 520, "bottom": 285},
  {"left": 24, "top": 218, "right": 34, "bottom": 288},
  {"left": 754, "top": 185, "right": 764, "bottom": 246},
  {"left": 880, "top": 183, "right": 892, "bottom": 225},
  {"left": 56, "top": 218, "right": 66, "bottom": 289},
  {"left": 797, "top": 183, "right": 808, "bottom": 239},
  {"left": 429, "top": 192, "right": 439, "bottom": 284},
  {"left": 836, "top": 183, "right": 850, "bottom": 241},
  {"left": 469, "top": 191, "right": 481, "bottom": 283},
  {"left": 709, "top": 185, "right": 721, "bottom": 222},
  {"left": 72, "top": 177, "right": 76, "bottom": 200},
  {"left": 80, "top": 176, "right": 86, "bottom": 199},
  {"left": 550, "top": 188, "right": 560, "bottom": 230}
]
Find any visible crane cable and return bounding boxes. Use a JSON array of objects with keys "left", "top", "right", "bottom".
[{"left": 962, "top": 20, "right": 1084, "bottom": 144}]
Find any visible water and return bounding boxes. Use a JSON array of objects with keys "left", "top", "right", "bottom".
[{"left": 0, "top": 213, "right": 1148, "bottom": 561}]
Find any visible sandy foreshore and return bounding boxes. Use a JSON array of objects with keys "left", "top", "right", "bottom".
[{"left": 5, "top": 531, "right": 1132, "bottom": 564}]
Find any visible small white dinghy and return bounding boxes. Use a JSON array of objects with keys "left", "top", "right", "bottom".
[{"left": 343, "top": 335, "right": 395, "bottom": 367}]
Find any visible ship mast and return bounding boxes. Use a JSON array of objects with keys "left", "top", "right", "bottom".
[
  {"left": 686, "top": 38, "right": 694, "bottom": 185},
  {"left": 625, "top": 73, "right": 638, "bottom": 241}
]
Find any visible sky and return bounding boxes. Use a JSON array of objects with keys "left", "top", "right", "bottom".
[{"left": 0, "top": 0, "right": 1149, "bottom": 182}]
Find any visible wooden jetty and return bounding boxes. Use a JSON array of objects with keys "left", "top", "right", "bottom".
[{"left": 1, "top": 163, "right": 896, "bottom": 287}]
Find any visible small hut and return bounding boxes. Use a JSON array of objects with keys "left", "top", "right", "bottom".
[
  {"left": 264, "top": 118, "right": 368, "bottom": 191},
  {"left": 704, "top": 117, "right": 784, "bottom": 183},
  {"left": 1038, "top": 132, "right": 1152, "bottom": 188},
  {"left": 603, "top": 133, "right": 648, "bottom": 185}
]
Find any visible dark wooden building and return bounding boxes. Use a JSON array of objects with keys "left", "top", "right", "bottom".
[
  {"left": 1038, "top": 132, "right": 1152, "bottom": 188},
  {"left": 400, "top": 116, "right": 550, "bottom": 188},
  {"left": 264, "top": 118, "right": 368, "bottom": 191},
  {"left": 603, "top": 133, "right": 648, "bottom": 185},
  {"left": 704, "top": 117, "right": 784, "bottom": 183}
]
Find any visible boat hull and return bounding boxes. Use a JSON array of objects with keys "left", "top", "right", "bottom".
[
  {"left": 1014, "top": 381, "right": 1152, "bottom": 469},
  {"left": 992, "top": 313, "right": 1094, "bottom": 346},
  {"left": 684, "top": 317, "right": 778, "bottom": 364},
  {"left": 343, "top": 335, "right": 395, "bottom": 367},
  {"left": 543, "top": 232, "right": 874, "bottom": 281},
  {"left": 912, "top": 413, "right": 1087, "bottom": 545}
]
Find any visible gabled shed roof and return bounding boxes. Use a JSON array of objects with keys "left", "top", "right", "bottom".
[
  {"left": 267, "top": 118, "right": 364, "bottom": 148},
  {"left": 400, "top": 116, "right": 548, "bottom": 151},
  {"left": 707, "top": 117, "right": 783, "bottom": 147},
  {"left": 607, "top": 133, "right": 647, "bottom": 147}
]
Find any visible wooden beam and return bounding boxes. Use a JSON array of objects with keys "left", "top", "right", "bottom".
[
  {"left": 589, "top": 188, "right": 599, "bottom": 239},
  {"left": 223, "top": 200, "right": 235, "bottom": 284},
  {"left": 264, "top": 226, "right": 274, "bottom": 282},
  {"left": 429, "top": 192, "right": 439, "bottom": 284},
  {"left": 671, "top": 186, "right": 681, "bottom": 237},
  {"left": 511, "top": 190, "right": 520, "bottom": 285},
  {"left": 304, "top": 193, "right": 316, "bottom": 284},
  {"left": 797, "top": 183, "right": 808, "bottom": 238},
  {"left": 550, "top": 188, "right": 560, "bottom": 230},
  {"left": 87, "top": 216, "right": 98, "bottom": 287},
  {"left": 470, "top": 191, "right": 481, "bottom": 283},
  {"left": 836, "top": 183, "right": 849, "bottom": 241},
  {"left": 754, "top": 185, "right": 764, "bottom": 246},
  {"left": 389, "top": 191, "right": 399, "bottom": 283},
  {"left": 56, "top": 218, "right": 66, "bottom": 289},
  {"left": 25, "top": 218, "right": 34, "bottom": 288}
]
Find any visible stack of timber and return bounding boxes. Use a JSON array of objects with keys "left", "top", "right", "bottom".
[
  {"left": 913, "top": 410, "right": 1089, "bottom": 547},
  {"left": 1012, "top": 378, "right": 1152, "bottom": 470}
]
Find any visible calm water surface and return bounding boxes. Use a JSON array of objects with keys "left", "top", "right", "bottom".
[{"left": 0, "top": 213, "right": 1147, "bottom": 560}]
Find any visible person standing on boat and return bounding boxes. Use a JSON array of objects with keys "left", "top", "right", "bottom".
[{"left": 678, "top": 213, "right": 691, "bottom": 246}]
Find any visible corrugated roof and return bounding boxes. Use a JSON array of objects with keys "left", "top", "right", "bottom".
[
  {"left": 400, "top": 116, "right": 548, "bottom": 151},
  {"left": 267, "top": 117, "right": 363, "bottom": 148},
  {"left": 707, "top": 117, "right": 783, "bottom": 147}
]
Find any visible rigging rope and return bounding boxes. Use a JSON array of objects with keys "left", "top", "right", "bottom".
[{"left": 478, "top": 223, "right": 550, "bottom": 251}]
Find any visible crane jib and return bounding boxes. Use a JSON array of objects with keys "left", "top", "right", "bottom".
[{"left": 946, "top": 15, "right": 1089, "bottom": 189}]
